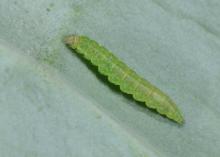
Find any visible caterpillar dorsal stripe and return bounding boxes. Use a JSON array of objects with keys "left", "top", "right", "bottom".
[{"left": 65, "top": 35, "right": 184, "bottom": 124}]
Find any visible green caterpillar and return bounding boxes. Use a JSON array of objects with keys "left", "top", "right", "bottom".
[{"left": 65, "top": 35, "right": 184, "bottom": 124}]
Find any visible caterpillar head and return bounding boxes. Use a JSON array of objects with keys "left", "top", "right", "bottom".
[{"left": 64, "top": 35, "right": 80, "bottom": 49}]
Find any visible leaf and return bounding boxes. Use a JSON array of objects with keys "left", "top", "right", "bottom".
[{"left": 0, "top": 0, "right": 220, "bottom": 157}]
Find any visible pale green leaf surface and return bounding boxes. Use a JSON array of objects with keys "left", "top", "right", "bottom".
[{"left": 0, "top": 0, "right": 220, "bottom": 157}]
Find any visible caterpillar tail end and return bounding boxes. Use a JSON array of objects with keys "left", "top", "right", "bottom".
[
  {"left": 169, "top": 103, "right": 184, "bottom": 124},
  {"left": 64, "top": 35, "right": 80, "bottom": 49},
  {"left": 155, "top": 95, "right": 184, "bottom": 124},
  {"left": 174, "top": 111, "right": 184, "bottom": 125}
]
